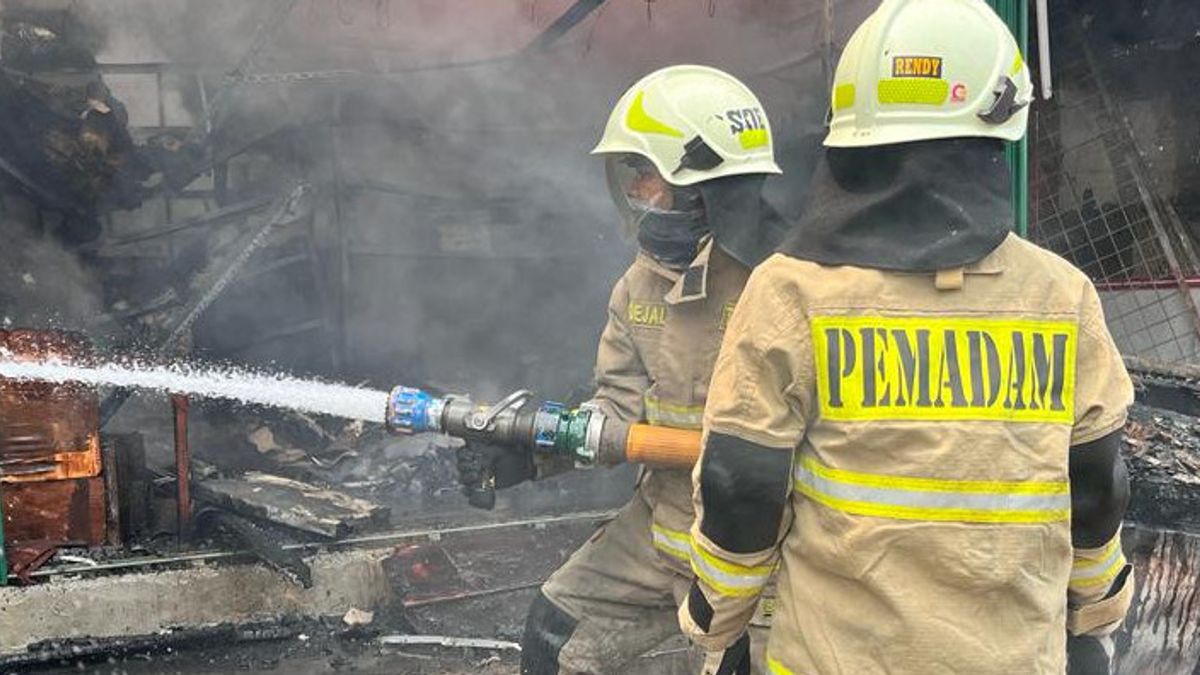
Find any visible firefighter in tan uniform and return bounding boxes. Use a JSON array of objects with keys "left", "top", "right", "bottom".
[
  {"left": 679, "top": 3, "right": 1135, "bottom": 675},
  {"left": 511, "top": 66, "right": 788, "bottom": 674}
]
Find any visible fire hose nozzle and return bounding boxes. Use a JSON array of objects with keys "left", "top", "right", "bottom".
[{"left": 386, "top": 386, "right": 445, "bottom": 435}]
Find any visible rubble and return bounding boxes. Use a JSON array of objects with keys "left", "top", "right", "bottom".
[
  {"left": 193, "top": 471, "right": 389, "bottom": 539},
  {"left": 342, "top": 607, "right": 374, "bottom": 627},
  {"left": 1124, "top": 402, "right": 1200, "bottom": 532}
]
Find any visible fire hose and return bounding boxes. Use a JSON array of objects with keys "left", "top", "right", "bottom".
[{"left": 385, "top": 387, "right": 701, "bottom": 507}]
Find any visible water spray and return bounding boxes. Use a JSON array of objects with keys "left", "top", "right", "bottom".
[
  {"left": 0, "top": 354, "right": 701, "bottom": 510},
  {"left": 0, "top": 356, "right": 388, "bottom": 424}
]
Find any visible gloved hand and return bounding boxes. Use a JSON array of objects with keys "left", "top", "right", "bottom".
[
  {"left": 1067, "top": 634, "right": 1113, "bottom": 675},
  {"left": 700, "top": 632, "right": 751, "bottom": 675},
  {"left": 454, "top": 441, "right": 536, "bottom": 510}
]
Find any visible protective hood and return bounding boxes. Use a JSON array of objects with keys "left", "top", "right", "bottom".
[
  {"left": 697, "top": 174, "right": 790, "bottom": 268},
  {"left": 778, "top": 138, "right": 1012, "bottom": 271}
]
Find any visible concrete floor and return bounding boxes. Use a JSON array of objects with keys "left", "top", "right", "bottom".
[{"left": 10, "top": 512, "right": 693, "bottom": 675}]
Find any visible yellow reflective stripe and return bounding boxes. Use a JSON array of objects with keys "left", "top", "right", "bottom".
[
  {"left": 1071, "top": 538, "right": 1126, "bottom": 589},
  {"left": 643, "top": 394, "right": 704, "bottom": 429},
  {"left": 794, "top": 455, "right": 1071, "bottom": 525},
  {"left": 626, "top": 90, "right": 685, "bottom": 138},
  {"left": 738, "top": 128, "right": 769, "bottom": 150},
  {"left": 1011, "top": 50, "right": 1025, "bottom": 75},
  {"left": 877, "top": 78, "right": 949, "bottom": 105},
  {"left": 689, "top": 540, "right": 773, "bottom": 598},
  {"left": 833, "top": 83, "right": 856, "bottom": 111},
  {"left": 650, "top": 524, "right": 691, "bottom": 563},
  {"left": 767, "top": 656, "right": 796, "bottom": 675},
  {"left": 800, "top": 454, "right": 1068, "bottom": 496}
]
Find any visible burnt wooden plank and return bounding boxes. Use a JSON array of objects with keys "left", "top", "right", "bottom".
[
  {"left": 1117, "top": 526, "right": 1200, "bottom": 674},
  {"left": 193, "top": 471, "right": 388, "bottom": 538},
  {"left": 101, "top": 437, "right": 121, "bottom": 547},
  {"left": 111, "top": 432, "right": 148, "bottom": 544}
]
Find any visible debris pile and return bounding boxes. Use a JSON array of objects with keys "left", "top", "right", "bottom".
[
  {"left": 1125, "top": 405, "right": 1200, "bottom": 485},
  {"left": 1125, "top": 402, "right": 1200, "bottom": 532},
  {"left": 193, "top": 407, "right": 462, "bottom": 506}
]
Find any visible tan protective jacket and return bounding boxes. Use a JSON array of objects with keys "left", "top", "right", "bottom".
[
  {"left": 591, "top": 237, "right": 749, "bottom": 572},
  {"left": 680, "top": 234, "right": 1134, "bottom": 674}
]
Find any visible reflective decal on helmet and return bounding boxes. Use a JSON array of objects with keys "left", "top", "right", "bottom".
[
  {"left": 833, "top": 84, "right": 856, "bottom": 112},
  {"left": 625, "top": 91, "right": 684, "bottom": 139},
  {"left": 878, "top": 78, "right": 950, "bottom": 106},
  {"left": 725, "top": 107, "right": 769, "bottom": 149}
]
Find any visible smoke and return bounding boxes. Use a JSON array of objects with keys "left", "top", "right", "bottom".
[
  {"left": 0, "top": 1, "right": 898, "bottom": 545},
  {"left": 1, "top": 1, "right": 855, "bottom": 457},
  {"left": 0, "top": 217, "right": 104, "bottom": 332}
]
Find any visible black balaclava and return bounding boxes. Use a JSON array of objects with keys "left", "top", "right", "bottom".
[
  {"left": 633, "top": 185, "right": 709, "bottom": 269},
  {"left": 779, "top": 137, "right": 1013, "bottom": 271}
]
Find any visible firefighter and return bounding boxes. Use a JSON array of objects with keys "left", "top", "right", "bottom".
[
  {"left": 678, "top": 2, "right": 1134, "bottom": 674},
  {"left": 457, "top": 65, "right": 788, "bottom": 674}
]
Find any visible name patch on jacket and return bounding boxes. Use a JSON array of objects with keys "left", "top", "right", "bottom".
[
  {"left": 811, "top": 316, "right": 1077, "bottom": 422},
  {"left": 719, "top": 301, "right": 737, "bottom": 331},
  {"left": 628, "top": 302, "right": 667, "bottom": 327}
]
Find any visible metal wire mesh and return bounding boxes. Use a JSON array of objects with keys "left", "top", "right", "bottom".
[{"left": 1028, "top": 10, "right": 1200, "bottom": 366}]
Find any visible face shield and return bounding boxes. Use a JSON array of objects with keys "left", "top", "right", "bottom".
[
  {"left": 604, "top": 154, "right": 711, "bottom": 268},
  {"left": 604, "top": 153, "right": 786, "bottom": 268},
  {"left": 604, "top": 154, "right": 705, "bottom": 240}
]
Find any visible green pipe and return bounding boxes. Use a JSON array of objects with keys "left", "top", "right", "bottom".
[{"left": 987, "top": 0, "right": 1030, "bottom": 237}]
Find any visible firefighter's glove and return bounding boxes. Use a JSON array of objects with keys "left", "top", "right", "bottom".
[
  {"left": 454, "top": 441, "right": 535, "bottom": 508},
  {"left": 1067, "top": 634, "right": 1113, "bottom": 675},
  {"left": 700, "top": 632, "right": 751, "bottom": 675}
]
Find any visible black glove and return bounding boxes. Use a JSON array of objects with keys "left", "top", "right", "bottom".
[
  {"left": 700, "top": 632, "right": 751, "bottom": 675},
  {"left": 454, "top": 441, "right": 536, "bottom": 510},
  {"left": 1067, "top": 634, "right": 1112, "bottom": 675}
]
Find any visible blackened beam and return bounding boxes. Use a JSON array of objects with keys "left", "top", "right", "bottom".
[
  {"left": 102, "top": 195, "right": 273, "bottom": 248},
  {"left": 205, "top": 0, "right": 302, "bottom": 127},
  {"left": 194, "top": 507, "right": 312, "bottom": 588},
  {"left": 523, "top": 0, "right": 608, "bottom": 52},
  {"left": 31, "top": 510, "right": 619, "bottom": 579},
  {"left": 98, "top": 182, "right": 312, "bottom": 426},
  {"left": 0, "top": 154, "right": 88, "bottom": 217}
]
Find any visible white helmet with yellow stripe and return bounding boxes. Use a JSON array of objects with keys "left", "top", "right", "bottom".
[
  {"left": 826, "top": 0, "right": 1033, "bottom": 148},
  {"left": 592, "top": 64, "right": 782, "bottom": 186}
]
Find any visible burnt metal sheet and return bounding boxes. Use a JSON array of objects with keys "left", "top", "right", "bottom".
[
  {"left": 2, "top": 475, "right": 106, "bottom": 546},
  {"left": 0, "top": 329, "right": 102, "bottom": 483},
  {"left": 193, "top": 471, "right": 388, "bottom": 538}
]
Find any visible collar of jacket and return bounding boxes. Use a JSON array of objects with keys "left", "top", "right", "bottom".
[{"left": 634, "top": 236, "right": 729, "bottom": 305}]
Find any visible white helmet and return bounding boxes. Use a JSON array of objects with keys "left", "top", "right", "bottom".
[
  {"left": 591, "top": 64, "right": 782, "bottom": 185},
  {"left": 825, "top": 0, "right": 1033, "bottom": 148}
]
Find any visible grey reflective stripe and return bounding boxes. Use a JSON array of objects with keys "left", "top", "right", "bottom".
[
  {"left": 793, "top": 455, "right": 1071, "bottom": 524},
  {"left": 688, "top": 544, "right": 772, "bottom": 598},
  {"left": 1071, "top": 539, "right": 1125, "bottom": 586},
  {"left": 644, "top": 394, "right": 704, "bottom": 429},
  {"left": 650, "top": 525, "right": 691, "bottom": 562}
]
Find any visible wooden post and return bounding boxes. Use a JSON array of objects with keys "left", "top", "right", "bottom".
[{"left": 171, "top": 394, "right": 191, "bottom": 541}]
